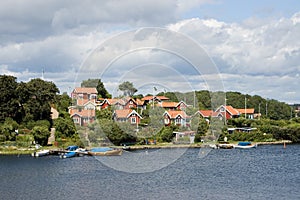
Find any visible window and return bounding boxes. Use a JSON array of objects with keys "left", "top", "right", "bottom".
[
  {"left": 131, "top": 117, "right": 136, "bottom": 124},
  {"left": 175, "top": 117, "right": 181, "bottom": 124},
  {"left": 164, "top": 118, "right": 169, "bottom": 124}
]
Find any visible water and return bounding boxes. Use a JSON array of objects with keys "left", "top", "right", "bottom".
[{"left": 0, "top": 145, "right": 299, "bottom": 200}]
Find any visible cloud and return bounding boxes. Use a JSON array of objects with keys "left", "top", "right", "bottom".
[
  {"left": 0, "top": 1, "right": 299, "bottom": 103},
  {"left": 168, "top": 13, "right": 300, "bottom": 76},
  {"left": 167, "top": 13, "right": 300, "bottom": 102}
]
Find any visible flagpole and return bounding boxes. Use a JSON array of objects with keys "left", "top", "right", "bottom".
[
  {"left": 245, "top": 96, "right": 247, "bottom": 119},
  {"left": 152, "top": 87, "right": 154, "bottom": 109}
]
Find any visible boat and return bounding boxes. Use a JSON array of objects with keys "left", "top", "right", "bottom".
[
  {"left": 234, "top": 141, "right": 257, "bottom": 149},
  {"left": 31, "top": 149, "right": 50, "bottom": 157},
  {"left": 216, "top": 142, "right": 234, "bottom": 149},
  {"left": 60, "top": 151, "right": 76, "bottom": 158},
  {"left": 216, "top": 143, "right": 234, "bottom": 149},
  {"left": 60, "top": 145, "right": 81, "bottom": 158},
  {"left": 88, "top": 147, "right": 123, "bottom": 156}
]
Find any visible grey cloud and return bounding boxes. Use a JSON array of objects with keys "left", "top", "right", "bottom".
[{"left": 0, "top": 0, "right": 180, "bottom": 45}]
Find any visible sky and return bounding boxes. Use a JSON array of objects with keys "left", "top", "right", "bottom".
[{"left": 1, "top": 0, "right": 300, "bottom": 103}]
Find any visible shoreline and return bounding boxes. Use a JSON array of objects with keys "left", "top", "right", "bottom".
[{"left": 0, "top": 140, "right": 294, "bottom": 155}]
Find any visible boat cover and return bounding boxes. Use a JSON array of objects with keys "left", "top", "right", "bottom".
[
  {"left": 238, "top": 142, "right": 251, "bottom": 146},
  {"left": 90, "top": 147, "right": 113, "bottom": 152}
]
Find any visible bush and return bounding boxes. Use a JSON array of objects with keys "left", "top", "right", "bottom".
[{"left": 31, "top": 126, "right": 50, "bottom": 146}]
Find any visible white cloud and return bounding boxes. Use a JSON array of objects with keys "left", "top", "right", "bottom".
[{"left": 0, "top": 1, "right": 299, "bottom": 103}]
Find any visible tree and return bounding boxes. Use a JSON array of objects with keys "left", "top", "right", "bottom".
[
  {"left": 197, "top": 118, "right": 209, "bottom": 136},
  {"left": 54, "top": 117, "right": 76, "bottom": 138},
  {"left": 96, "top": 79, "right": 111, "bottom": 98},
  {"left": 31, "top": 126, "right": 50, "bottom": 146},
  {"left": 81, "top": 79, "right": 98, "bottom": 87},
  {"left": 0, "top": 75, "right": 19, "bottom": 122},
  {"left": 96, "top": 109, "right": 112, "bottom": 120},
  {"left": 25, "top": 78, "right": 59, "bottom": 122},
  {"left": 118, "top": 81, "right": 137, "bottom": 97},
  {"left": 81, "top": 78, "right": 111, "bottom": 98},
  {"left": 56, "top": 93, "right": 72, "bottom": 113}
]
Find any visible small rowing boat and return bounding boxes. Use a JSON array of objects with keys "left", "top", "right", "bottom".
[
  {"left": 31, "top": 149, "right": 50, "bottom": 157},
  {"left": 88, "top": 147, "right": 123, "bottom": 156},
  {"left": 234, "top": 142, "right": 257, "bottom": 149}
]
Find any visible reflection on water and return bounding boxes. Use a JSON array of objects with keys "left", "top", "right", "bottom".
[{"left": 0, "top": 145, "right": 299, "bottom": 200}]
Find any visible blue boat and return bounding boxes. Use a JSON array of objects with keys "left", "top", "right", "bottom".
[
  {"left": 66, "top": 145, "right": 79, "bottom": 151},
  {"left": 234, "top": 141, "right": 257, "bottom": 149},
  {"left": 60, "top": 146, "right": 79, "bottom": 158}
]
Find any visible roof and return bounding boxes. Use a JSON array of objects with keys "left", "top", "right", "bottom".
[
  {"left": 225, "top": 106, "right": 239, "bottom": 115},
  {"left": 236, "top": 108, "right": 255, "bottom": 114},
  {"left": 135, "top": 98, "right": 145, "bottom": 106},
  {"left": 70, "top": 109, "right": 96, "bottom": 117},
  {"left": 197, "top": 110, "right": 222, "bottom": 118},
  {"left": 114, "top": 109, "right": 142, "bottom": 119},
  {"left": 160, "top": 102, "right": 178, "bottom": 108},
  {"left": 73, "top": 87, "right": 98, "bottom": 94},
  {"left": 76, "top": 99, "right": 94, "bottom": 106},
  {"left": 102, "top": 98, "right": 125, "bottom": 105},
  {"left": 141, "top": 96, "right": 169, "bottom": 101},
  {"left": 164, "top": 110, "right": 188, "bottom": 119}
]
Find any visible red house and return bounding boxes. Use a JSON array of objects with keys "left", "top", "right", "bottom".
[
  {"left": 163, "top": 110, "right": 189, "bottom": 127},
  {"left": 113, "top": 109, "right": 142, "bottom": 125},
  {"left": 158, "top": 101, "right": 187, "bottom": 110},
  {"left": 195, "top": 110, "right": 223, "bottom": 119},
  {"left": 71, "top": 87, "right": 97, "bottom": 100},
  {"left": 70, "top": 109, "right": 96, "bottom": 126},
  {"left": 100, "top": 98, "right": 125, "bottom": 110},
  {"left": 215, "top": 105, "right": 240, "bottom": 119}
]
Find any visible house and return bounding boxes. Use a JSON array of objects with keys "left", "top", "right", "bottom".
[
  {"left": 100, "top": 98, "right": 125, "bottom": 110},
  {"left": 71, "top": 87, "right": 97, "bottom": 101},
  {"left": 70, "top": 109, "right": 96, "bottom": 126},
  {"left": 142, "top": 96, "right": 170, "bottom": 104},
  {"left": 215, "top": 105, "right": 240, "bottom": 119},
  {"left": 123, "top": 97, "right": 146, "bottom": 112},
  {"left": 113, "top": 109, "right": 142, "bottom": 125},
  {"left": 195, "top": 110, "right": 223, "bottom": 119},
  {"left": 158, "top": 101, "right": 187, "bottom": 110},
  {"left": 236, "top": 108, "right": 255, "bottom": 119},
  {"left": 69, "top": 87, "right": 98, "bottom": 126},
  {"left": 163, "top": 110, "right": 189, "bottom": 127}
]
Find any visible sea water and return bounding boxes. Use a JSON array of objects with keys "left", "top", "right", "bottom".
[{"left": 0, "top": 144, "right": 299, "bottom": 200}]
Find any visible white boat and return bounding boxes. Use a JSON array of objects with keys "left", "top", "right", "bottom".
[
  {"left": 234, "top": 142, "right": 257, "bottom": 149},
  {"left": 32, "top": 149, "right": 50, "bottom": 157}
]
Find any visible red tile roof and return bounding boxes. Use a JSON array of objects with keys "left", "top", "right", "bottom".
[
  {"left": 142, "top": 96, "right": 169, "bottom": 101},
  {"left": 105, "top": 98, "right": 125, "bottom": 105},
  {"left": 225, "top": 106, "right": 240, "bottom": 115},
  {"left": 73, "top": 87, "right": 97, "bottom": 94},
  {"left": 164, "top": 110, "right": 188, "bottom": 119},
  {"left": 70, "top": 109, "right": 95, "bottom": 117},
  {"left": 198, "top": 110, "right": 221, "bottom": 117},
  {"left": 160, "top": 102, "right": 178, "bottom": 108},
  {"left": 236, "top": 108, "right": 255, "bottom": 114},
  {"left": 114, "top": 109, "right": 142, "bottom": 119}
]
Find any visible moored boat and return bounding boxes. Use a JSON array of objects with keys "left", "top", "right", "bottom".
[
  {"left": 60, "top": 151, "right": 76, "bottom": 158},
  {"left": 216, "top": 143, "right": 234, "bottom": 149},
  {"left": 88, "top": 147, "right": 123, "bottom": 156},
  {"left": 234, "top": 142, "right": 257, "bottom": 149},
  {"left": 31, "top": 149, "right": 50, "bottom": 157}
]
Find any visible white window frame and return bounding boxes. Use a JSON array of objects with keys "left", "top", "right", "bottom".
[{"left": 131, "top": 117, "right": 136, "bottom": 124}]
